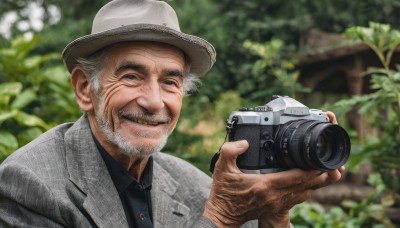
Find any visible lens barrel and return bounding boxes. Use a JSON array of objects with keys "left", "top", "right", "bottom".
[{"left": 276, "top": 120, "right": 350, "bottom": 171}]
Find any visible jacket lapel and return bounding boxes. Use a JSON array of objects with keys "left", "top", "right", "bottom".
[
  {"left": 64, "top": 116, "right": 192, "bottom": 227},
  {"left": 65, "top": 116, "right": 128, "bottom": 228},
  {"left": 151, "top": 158, "right": 191, "bottom": 228}
]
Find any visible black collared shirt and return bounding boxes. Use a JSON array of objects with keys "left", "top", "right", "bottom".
[{"left": 93, "top": 137, "right": 154, "bottom": 228}]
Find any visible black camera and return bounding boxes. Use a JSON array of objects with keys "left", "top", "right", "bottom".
[{"left": 211, "top": 95, "right": 350, "bottom": 174}]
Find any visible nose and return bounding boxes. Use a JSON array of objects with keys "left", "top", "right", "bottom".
[{"left": 136, "top": 80, "right": 164, "bottom": 113}]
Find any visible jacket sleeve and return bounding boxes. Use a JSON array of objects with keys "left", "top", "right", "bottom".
[
  {"left": 192, "top": 216, "right": 218, "bottom": 228},
  {"left": 0, "top": 163, "right": 65, "bottom": 228}
]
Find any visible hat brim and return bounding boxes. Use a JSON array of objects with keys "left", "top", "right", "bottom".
[{"left": 62, "top": 24, "right": 216, "bottom": 76}]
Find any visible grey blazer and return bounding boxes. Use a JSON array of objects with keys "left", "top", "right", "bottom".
[{"left": 0, "top": 116, "right": 219, "bottom": 227}]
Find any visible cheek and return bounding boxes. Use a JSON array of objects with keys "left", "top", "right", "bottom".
[
  {"left": 101, "top": 86, "right": 135, "bottom": 121},
  {"left": 165, "top": 92, "right": 183, "bottom": 126}
]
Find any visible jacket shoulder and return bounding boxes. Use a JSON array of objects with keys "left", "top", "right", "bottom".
[
  {"left": 2, "top": 122, "right": 73, "bottom": 166},
  {"left": 153, "top": 152, "right": 211, "bottom": 188}
]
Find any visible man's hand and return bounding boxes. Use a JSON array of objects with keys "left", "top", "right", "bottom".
[{"left": 202, "top": 111, "right": 345, "bottom": 227}]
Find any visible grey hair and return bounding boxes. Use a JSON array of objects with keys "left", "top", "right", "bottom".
[
  {"left": 76, "top": 51, "right": 105, "bottom": 94},
  {"left": 76, "top": 49, "right": 201, "bottom": 96}
]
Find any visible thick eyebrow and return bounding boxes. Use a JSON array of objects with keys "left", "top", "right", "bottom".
[
  {"left": 164, "top": 69, "right": 184, "bottom": 79},
  {"left": 114, "top": 61, "right": 146, "bottom": 76},
  {"left": 114, "top": 61, "right": 184, "bottom": 79}
]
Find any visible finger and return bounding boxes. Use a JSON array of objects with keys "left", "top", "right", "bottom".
[
  {"left": 266, "top": 168, "right": 342, "bottom": 192},
  {"left": 327, "top": 168, "right": 343, "bottom": 184},
  {"left": 219, "top": 140, "right": 249, "bottom": 158},
  {"left": 318, "top": 166, "right": 345, "bottom": 183},
  {"left": 338, "top": 165, "right": 345, "bottom": 173},
  {"left": 266, "top": 168, "right": 323, "bottom": 189},
  {"left": 326, "top": 111, "right": 338, "bottom": 124},
  {"left": 216, "top": 140, "right": 249, "bottom": 172},
  {"left": 310, "top": 169, "right": 343, "bottom": 190}
]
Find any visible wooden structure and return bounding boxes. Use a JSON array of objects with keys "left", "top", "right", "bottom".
[
  {"left": 297, "top": 31, "right": 400, "bottom": 225},
  {"left": 296, "top": 29, "right": 400, "bottom": 139}
]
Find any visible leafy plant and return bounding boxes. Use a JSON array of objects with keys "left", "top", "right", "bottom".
[
  {"left": 291, "top": 174, "right": 396, "bottom": 228},
  {"left": 0, "top": 35, "right": 80, "bottom": 162},
  {"left": 243, "top": 39, "right": 310, "bottom": 99},
  {"left": 332, "top": 22, "right": 400, "bottom": 196},
  {"left": 341, "top": 173, "right": 396, "bottom": 227},
  {"left": 0, "top": 81, "right": 49, "bottom": 162}
]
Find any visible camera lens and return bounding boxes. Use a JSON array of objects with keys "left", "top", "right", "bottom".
[
  {"left": 316, "top": 135, "right": 332, "bottom": 162},
  {"left": 276, "top": 120, "right": 350, "bottom": 171},
  {"left": 317, "top": 136, "right": 328, "bottom": 160}
]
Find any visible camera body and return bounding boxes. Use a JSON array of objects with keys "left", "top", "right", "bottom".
[{"left": 227, "top": 95, "right": 350, "bottom": 174}]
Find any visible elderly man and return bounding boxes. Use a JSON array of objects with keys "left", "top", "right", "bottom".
[{"left": 0, "top": 0, "right": 344, "bottom": 227}]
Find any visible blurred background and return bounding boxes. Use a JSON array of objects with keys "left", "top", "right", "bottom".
[{"left": 0, "top": 0, "right": 399, "bottom": 226}]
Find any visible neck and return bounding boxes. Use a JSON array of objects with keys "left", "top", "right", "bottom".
[
  {"left": 113, "top": 152, "right": 150, "bottom": 181},
  {"left": 88, "top": 114, "right": 150, "bottom": 181}
]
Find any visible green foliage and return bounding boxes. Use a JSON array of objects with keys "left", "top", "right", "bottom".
[
  {"left": 290, "top": 202, "right": 349, "bottom": 228},
  {"left": 194, "top": 0, "right": 400, "bottom": 108},
  {"left": 341, "top": 174, "right": 396, "bottom": 227},
  {"left": 213, "top": 91, "right": 244, "bottom": 120},
  {"left": 0, "top": 81, "right": 49, "bottom": 162},
  {"left": 0, "top": 35, "right": 80, "bottom": 162},
  {"left": 3, "top": 0, "right": 400, "bottom": 115},
  {"left": 291, "top": 174, "right": 396, "bottom": 228},
  {"left": 0, "top": 35, "right": 81, "bottom": 123},
  {"left": 333, "top": 23, "right": 400, "bottom": 195},
  {"left": 346, "top": 22, "right": 400, "bottom": 70},
  {"left": 243, "top": 39, "right": 311, "bottom": 100}
]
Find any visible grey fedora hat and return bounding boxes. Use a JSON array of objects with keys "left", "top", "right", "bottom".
[{"left": 62, "top": 0, "right": 216, "bottom": 77}]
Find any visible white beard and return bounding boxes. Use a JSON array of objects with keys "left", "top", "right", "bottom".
[{"left": 94, "top": 97, "right": 170, "bottom": 158}]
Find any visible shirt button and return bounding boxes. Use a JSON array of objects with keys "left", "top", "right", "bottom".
[{"left": 139, "top": 213, "right": 146, "bottom": 221}]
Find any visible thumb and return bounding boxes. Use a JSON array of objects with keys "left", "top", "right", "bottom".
[{"left": 216, "top": 140, "right": 249, "bottom": 172}]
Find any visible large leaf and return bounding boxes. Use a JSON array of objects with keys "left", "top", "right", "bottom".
[
  {"left": 0, "top": 110, "right": 18, "bottom": 123},
  {"left": 0, "top": 131, "right": 18, "bottom": 150},
  {"left": 10, "top": 36, "right": 39, "bottom": 59},
  {"left": 11, "top": 88, "right": 37, "bottom": 109},
  {"left": 0, "top": 82, "right": 22, "bottom": 96},
  {"left": 13, "top": 111, "right": 49, "bottom": 129},
  {"left": 0, "top": 96, "right": 11, "bottom": 107},
  {"left": 23, "top": 53, "right": 59, "bottom": 69}
]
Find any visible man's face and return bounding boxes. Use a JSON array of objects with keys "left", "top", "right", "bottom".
[{"left": 90, "top": 41, "right": 185, "bottom": 157}]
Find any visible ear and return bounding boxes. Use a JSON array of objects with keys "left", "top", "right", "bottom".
[{"left": 71, "top": 67, "right": 94, "bottom": 112}]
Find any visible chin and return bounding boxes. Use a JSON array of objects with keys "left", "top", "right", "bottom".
[{"left": 115, "top": 134, "right": 169, "bottom": 158}]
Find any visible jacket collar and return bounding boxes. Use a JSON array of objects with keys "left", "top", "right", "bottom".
[
  {"left": 151, "top": 156, "right": 191, "bottom": 227},
  {"left": 64, "top": 116, "right": 191, "bottom": 227},
  {"left": 65, "top": 116, "right": 128, "bottom": 228}
]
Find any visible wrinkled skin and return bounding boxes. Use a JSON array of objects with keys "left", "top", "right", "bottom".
[
  {"left": 203, "top": 112, "right": 345, "bottom": 227},
  {"left": 71, "top": 41, "right": 185, "bottom": 178}
]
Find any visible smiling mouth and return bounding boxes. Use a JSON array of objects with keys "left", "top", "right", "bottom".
[{"left": 120, "top": 113, "right": 169, "bottom": 126}]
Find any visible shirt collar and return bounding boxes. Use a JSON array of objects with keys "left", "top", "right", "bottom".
[{"left": 92, "top": 134, "right": 153, "bottom": 194}]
